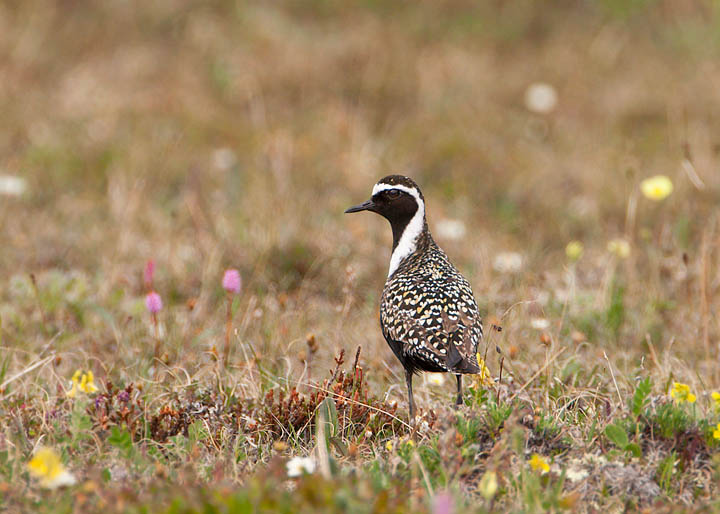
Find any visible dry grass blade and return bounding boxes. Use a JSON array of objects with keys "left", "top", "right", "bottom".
[
  {"left": 509, "top": 347, "right": 566, "bottom": 402},
  {"left": 0, "top": 354, "right": 55, "bottom": 395}
]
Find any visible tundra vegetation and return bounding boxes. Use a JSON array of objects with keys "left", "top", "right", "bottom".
[{"left": 2, "top": 1, "right": 720, "bottom": 512}]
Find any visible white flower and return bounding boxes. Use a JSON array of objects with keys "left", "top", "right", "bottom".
[
  {"left": 243, "top": 415, "right": 258, "bottom": 430},
  {"left": 212, "top": 148, "right": 237, "bottom": 170},
  {"left": 435, "top": 219, "right": 466, "bottom": 241},
  {"left": 427, "top": 373, "right": 446, "bottom": 386},
  {"left": 584, "top": 453, "right": 608, "bottom": 466},
  {"left": 493, "top": 252, "right": 523, "bottom": 274},
  {"left": 0, "top": 175, "right": 27, "bottom": 196},
  {"left": 530, "top": 318, "right": 550, "bottom": 330},
  {"left": 566, "top": 467, "right": 589, "bottom": 483},
  {"left": 524, "top": 83, "right": 558, "bottom": 114},
  {"left": 286, "top": 456, "right": 315, "bottom": 478}
]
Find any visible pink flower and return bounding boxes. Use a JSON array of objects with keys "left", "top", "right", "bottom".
[
  {"left": 143, "top": 260, "right": 155, "bottom": 289},
  {"left": 222, "top": 269, "right": 241, "bottom": 294},
  {"left": 145, "top": 291, "right": 163, "bottom": 314},
  {"left": 432, "top": 492, "right": 454, "bottom": 514}
]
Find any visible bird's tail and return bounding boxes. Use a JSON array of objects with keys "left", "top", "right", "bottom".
[{"left": 446, "top": 342, "right": 481, "bottom": 374}]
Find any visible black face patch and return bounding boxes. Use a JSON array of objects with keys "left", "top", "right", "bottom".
[
  {"left": 367, "top": 189, "right": 420, "bottom": 252},
  {"left": 371, "top": 189, "right": 418, "bottom": 224}
]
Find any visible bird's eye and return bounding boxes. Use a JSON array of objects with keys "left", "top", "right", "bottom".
[{"left": 386, "top": 189, "right": 401, "bottom": 199}]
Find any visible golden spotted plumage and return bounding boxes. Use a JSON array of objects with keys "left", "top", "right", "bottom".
[{"left": 380, "top": 226, "right": 482, "bottom": 375}]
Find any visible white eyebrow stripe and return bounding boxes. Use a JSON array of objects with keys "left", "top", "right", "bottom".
[
  {"left": 372, "top": 183, "right": 420, "bottom": 198},
  {"left": 371, "top": 182, "right": 425, "bottom": 278}
]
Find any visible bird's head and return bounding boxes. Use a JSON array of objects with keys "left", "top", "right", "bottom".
[{"left": 344, "top": 175, "right": 424, "bottom": 227}]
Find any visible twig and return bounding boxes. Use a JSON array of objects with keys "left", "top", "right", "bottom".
[
  {"left": 223, "top": 294, "right": 233, "bottom": 367},
  {"left": 329, "top": 349, "right": 345, "bottom": 383},
  {"left": 290, "top": 378, "right": 418, "bottom": 435},
  {"left": 152, "top": 312, "right": 161, "bottom": 360},
  {"left": 350, "top": 346, "right": 363, "bottom": 418},
  {"left": 38, "top": 331, "right": 63, "bottom": 357},
  {"left": 352, "top": 346, "right": 361, "bottom": 375},
  {"left": 501, "top": 300, "right": 536, "bottom": 320}
]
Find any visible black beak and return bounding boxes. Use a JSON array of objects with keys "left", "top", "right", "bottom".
[{"left": 344, "top": 199, "right": 375, "bottom": 214}]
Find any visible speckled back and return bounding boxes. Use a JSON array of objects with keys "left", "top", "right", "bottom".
[{"left": 380, "top": 229, "right": 483, "bottom": 374}]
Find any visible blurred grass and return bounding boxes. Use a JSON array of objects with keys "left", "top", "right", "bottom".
[{"left": 2, "top": 0, "right": 720, "bottom": 511}]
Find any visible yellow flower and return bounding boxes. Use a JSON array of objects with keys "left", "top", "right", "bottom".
[
  {"left": 474, "top": 354, "right": 493, "bottom": 387},
  {"left": 27, "top": 447, "right": 77, "bottom": 489},
  {"left": 385, "top": 440, "right": 394, "bottom": 452},
  {"left": 714, "top": 423, "right": 720, "bottom": 440},
  {"left": 66, "top": 370, "right": 80, "bottom": 398},
  {"left": 669, "top": 382, "right": 696, "bottom": 404},
  {"left": 640, "top": 175, "right": 673, "bottom": 201},
  {"left": 66, "top": 369, "right": 98, "bottom": 398},
  {"left": 565, "top": 241, "right": 583, "bottom": 262},
  {"left": 478, "top": 470, "right": 498, "bottom": 500},
  {"left": 529, "top": 453, "right": 550, "bottom": 474},
  {"left": 711, "top": 392, "right": 720, "bottom": 411},
  {"left": 607, "top": 238, "right": 630, "bottom": 259},
  {"left": 79, "top": 371, "right": 98, "bottom": 393},
  {"left": 273, "top": 440, "right": 288, "bottom": 452}
]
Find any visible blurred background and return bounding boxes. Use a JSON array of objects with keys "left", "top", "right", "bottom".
[{"left": 2, "top": 0, "right": 720, "bottom": 395}]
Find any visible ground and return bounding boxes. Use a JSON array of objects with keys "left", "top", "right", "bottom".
[{"left": 2, "top": 0, "right": 720, "bottom": 512}]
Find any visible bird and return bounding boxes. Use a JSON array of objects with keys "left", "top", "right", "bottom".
[{"left": 345, "top": 174, "right": 483, "bottom": 420}]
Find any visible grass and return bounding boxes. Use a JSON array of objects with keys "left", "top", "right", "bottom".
[{"left": 2, "top": 0, "right": 720, "bottom": 511}]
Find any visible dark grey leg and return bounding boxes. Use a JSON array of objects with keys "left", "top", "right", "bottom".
[
  {"left": 455, "top": 374, "right": 463, "bottom": 407},
  {"left": 405, "top": 369, "right": 416, "bottom": 421}
]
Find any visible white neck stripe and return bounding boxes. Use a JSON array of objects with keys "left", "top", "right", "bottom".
[{"left": 372, "top": 182, "right": 425, "bottom": 278}]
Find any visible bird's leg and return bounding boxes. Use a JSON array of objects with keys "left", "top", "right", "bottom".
[
  {"left": 455, "top": 374, "right": 463, "bottom": 407},
  {"left": 405, "top": 369, "right": 416, "bottom": 422}
]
